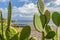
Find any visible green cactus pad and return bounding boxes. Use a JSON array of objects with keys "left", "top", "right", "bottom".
[
  {"left": 40, "top": 15, "right": 46, "bottom": 28},
  {"left": 20, "top": 26, "right": 31, "bottom": 40},
  {"left": 5, "top": 27, "right": 17, "bottom": 40},
  {"left": 0, "top": 26, "right": 17, "bottom": 40},
  {"left": 7, "top": 1, "right": 12, "bottom": 29},
  {"left": 10, "top": 33, "right": 19, "bottom": 40},
  {"left": 52, "top": 12, "right": 60, "bottom": 27},
  {"left": 10, "top": 27, "right": 17, "bottom": 38},
  {"left": 45, "top": 25, "right": 52, "bottom": 33},
  {"left": 45, "top": 31, "right": 55, "bottom": 39},
  {"left": 33, "top": 14, "right": 43, "bottom": 32},
  {"left": 45, "top": 10, "right": 50, "bottom": 24},
  {"left": 37, "top": 0, "right": 44, "bottom": 14},
  {"left": 6, "top": 1, "right": 12, "bottom": 40},
  {"left": 0, "top": 10, "right": 6, "bottom": 40}
]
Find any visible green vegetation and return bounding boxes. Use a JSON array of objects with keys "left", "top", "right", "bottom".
[
  {"left": 0, "top": 0, "right": 60, "bottom": 40},
  {"left": 33, "top": 0, "right": 60, "bottom": 40},
  {"left": 0, "top": 1, "right": 31, "bottom": 40}
]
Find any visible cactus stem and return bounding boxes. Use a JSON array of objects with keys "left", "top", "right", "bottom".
[
  {"left": 42, "top": 31, "right": 45, "bottom": 40},
  {"left": 53, "top": 27, "right": 58, "bottom": 40},
  {"left": 0, "top": 10, "right": 4, "bottom": 40},
  {"left": 56, "top": 27, "right": 58, "bottom": 40}
]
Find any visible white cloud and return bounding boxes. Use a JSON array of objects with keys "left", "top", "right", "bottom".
[
  {"left": 44, "top": 0, "right": 60, "bottom": 13},
  {"left": 18, "top": 0, "right": 30, "bottom": 2},
  {"left": 45, "top": 0, "right": 60, "bottom": 7},
  {"left": 18, "top": 0, "right": 33, "bottom": 3},
  {"left": 0, "top": 8, "right": 8, "bottom": 18},
  {"left": 18, "top": 3, "right": 38, "bottom": 14},
  {"left": 12, "top": 3, "right": 38, "bottom": 18},
  {"left": 0, "top": 0, "right": 31, "bottom": 3},
  {"left": 0, "top": 0, "right": 7, "bottom": 2},
  {"left": 0, "top": 8, "right": 8, "bottom": 14},
  {"left": 0, "top": 3, "right": 38, "bottom": 19},
  {"left": 44, "top": 0, "right": 55, "bottom": 6},
  {"left": 0, "top": 0, "right": 30, "bottom": 2},
  {"left": 45, "top": 7, "right": 60, "bottom": 14},
  {"left": 54, "top": 0, "right": 60, "bottom": 5},
  {"left": 19, "top": 14, "right": 33, "bottom": 17}
]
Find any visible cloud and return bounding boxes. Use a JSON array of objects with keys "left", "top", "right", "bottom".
[
  {"left": 0, "top": 0, "right": 9, "bottom": 2},
  {"left": 12, "top": 3, "right": 38, "bottom": 20},
  {"left": 45, "top": 7, "right": 60, "bottom": 14},
  {"left": 44, "top": 0, "right": 60, "bottom": 14},
  {"left": 0, "top": 0, "right": 29, "bottom": 2},
  {"left": 12, "top": 3, "right": 38, "bottom": 17},
  {"left": 18, "top": 0, "right": 30, "bottom": 2},
  {"left": 44, "top": 0, "right": 54, "bottom": 3},
  {"left": 0, "top": 3, "right": 38, "bottom": 20},
  {"left": 54, "top": 0, "right": 60, "bottom": 5},
  {"left": 18, "top": 3, "right": 38, "bottom": 14},
  {"left": 45, "top": 0, "right": 60, "bottom": 7},
  {"left": 0, "top": 8, "right": 8, "bottom": 18},
  {"left": 0, "top": 0, "right": 6, "bottom": 2}
]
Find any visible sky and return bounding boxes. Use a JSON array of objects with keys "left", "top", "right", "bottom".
[{"left": 0, "top": 0, "right": 60, "bottom": 25}]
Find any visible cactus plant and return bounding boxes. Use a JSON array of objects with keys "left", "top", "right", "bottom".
[
  {"left": 37, "top": 0, "right": 44, "bottom": 14},
  {"left": 33, "top": 14, "right": 43, "bottom": 32},
  {"left": 10, "top": 33, "right": 19, "bottom": 40},
  {"left": 52, "top": 12, "right": 60, "bottom": 27},
  {"left": 0, "top": 1, "right": 18, "bottom": 40},
  {"left": 52, "top": 12, "right": 60, "bottom": 40},
  {"left": 19, "top": 26, "right": 31, "bottom": 40},
  {"left": 33, "top": 0, "right": 56, "bottom": 40},
  {"left": 5, "top": 1, "right": 13, "bottom": 40},
  {"left": 0, "top": 0, "right": 60, "bottom": 40},
  {"left": 45, "top": 25, "right": 52, "bottom": 33},
  {"left": 44, "top": 10, "right": 50, "bottom": 24},
  {"left": 45, "top": 31, "right": 55, "bottom": 39},
  {"left": 40, "top": 15, "right": 46, "bottom": 28},
  {"left": 0, "top": 9, "right": 4, "bottom": 40},
  {"left": 0, "top": 1, "right": 32, "bottom": 40}
]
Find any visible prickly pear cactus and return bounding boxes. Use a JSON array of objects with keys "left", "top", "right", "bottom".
[
  {"left": 52, "top": 12, "right": 60, "bottom": 27},
  {"left": 5, "top": 1, "right": 12, "bottom": 40},
  {"left": 5, "top": 1, "right": 18, "bottom": 38},
  {"left": 0, "top": 9, "right": 5, "bottom": 40},
  {"left": 33, "top": 14, "right": 43, "bottom": 32},
  {"left": 37, "top": 0, "right": 44, "bottom": 14},
  {"left": 9, "top": 27, "right": 17, "bottom": 39},
  {"left": 19, "top": 26, "right": 31, "bottom": 40},
  {"left": 45, "top": 31, "right": 55, "bottom": 39},
  {"left": 40, "top": 15, "right": 46, "bottom": 28},
  {"left": 45, "top": 10, "right": 50, "bottom": 24},
  {"left": 52, "top": 12, "right": 60, "bottom": 40},
  {"left": 10, "top": 33, "right": 19, "bottom": 40},
  {"left": 33, "top": 0, "right": 56, "bottom": 40},
  {"left": 45, "top": 25, "right": 52, "bottom": 33},
  {"left": 0, "top": 26, "right": 17, "bottom": 40}
]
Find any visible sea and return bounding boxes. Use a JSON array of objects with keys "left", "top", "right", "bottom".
[{"left": 12, "top": 20, "right": 33, "bottom": 26}]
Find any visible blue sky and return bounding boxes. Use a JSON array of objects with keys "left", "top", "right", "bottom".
[{"left": 0, "top": 0, "right": 60, "bottom": 25}]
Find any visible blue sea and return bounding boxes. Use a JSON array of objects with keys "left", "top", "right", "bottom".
[{"left": 12, "top": 20, "right": 33, "bottom": 26}]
